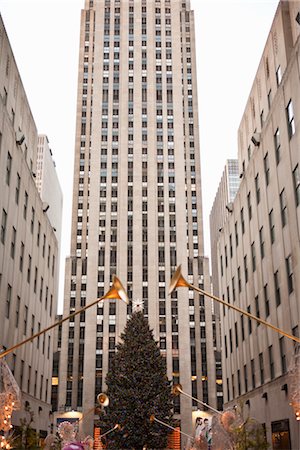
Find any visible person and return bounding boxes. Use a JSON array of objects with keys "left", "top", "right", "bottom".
[
  {"left": 195, "top": 417, "right": 203, "bottom": 438},
  {"left": 207, "top": 427, "right": 212, "bottom": 450}
]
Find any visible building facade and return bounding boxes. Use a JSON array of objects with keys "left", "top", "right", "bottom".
[
  {"left": 216, "top": 2, "right": 300, "bottom": 448},
  {"left": 0, "top": 16, "right": 60, "bottom": 437},
  {"left": 36, "top": 134, "right": 63, "bottom": 252},
  {"left": 58, "top": 0, "right": 220, "bottom": 440}
]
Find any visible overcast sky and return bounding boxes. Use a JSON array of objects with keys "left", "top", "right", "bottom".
[{"left": 1, "top": 0, "right": 279, "bottom": 312}]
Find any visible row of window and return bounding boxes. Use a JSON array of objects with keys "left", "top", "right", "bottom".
[{"left": 226, "top": 336, "right": 291, "bottom": 401}]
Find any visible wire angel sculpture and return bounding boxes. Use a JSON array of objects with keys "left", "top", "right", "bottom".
[{"left": 0, "top": 357, "right": 21, "bottom": 432}]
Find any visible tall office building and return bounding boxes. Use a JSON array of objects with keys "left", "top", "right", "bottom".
[
  {"left": 0, "top": 16, "right": 61, "bottom": 437},
  {"left": 216, "top": 1, "right": 300, "bottom": 448},
  {"left": 58, "top": 0, "right": 220, "bottom": 439},
  {"left": 210, "top": 159, "right": 239, "bottom": 297}
]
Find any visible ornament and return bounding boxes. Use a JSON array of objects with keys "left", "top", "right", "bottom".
[
  {"left": 0, "top": 358, "right": 21, "bottom": 432},
  {"left": 289, "top": 344, "right": 300, "bottom": 420},
  {"left": 58, "top": 421, "right": 77, "bottom": 443}
]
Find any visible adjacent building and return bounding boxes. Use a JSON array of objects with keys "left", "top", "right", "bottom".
[
  {"left": 36, "top": 134, "right": 63, "bottom": 253},
  {"left": 58, "top": 0, "right": 220, "bottom": 441},
  {"left": 210, "top": 159, "right": 239, "bottom": 297},
  {"left": 0, "top": 15, "right": 61, "bottom": 438},
  {"left": 215, "top": 1, "right": 300, "bottom": 448}
]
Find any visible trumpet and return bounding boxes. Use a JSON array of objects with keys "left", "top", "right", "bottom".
[
  {"left": 97, "top": 393, "right": 109, "bottom": 407},
  {"left": 169, "top": 265, "right": 300, "bottom": 344}
]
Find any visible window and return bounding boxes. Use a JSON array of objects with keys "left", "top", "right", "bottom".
[
  {"left": 1, "top": 209, "right": 7, "bottom": 244},
  {"left": 24, "top": 305, "right": 28, "bottom": 334},
  {"left": 27, "top": 255, "right": 32, "bottom": 283},
  {"left": 264, "top": 153, "right": 270, "bottom": 185},
  {"left": 285, "top": 255, "right": 294, "bottom": 294},
  {"left": 247, "top": 306, "right": 252, "bottom": 334},
  {"left": 251, "top": 359, "right": 255, "bottom": 389},
  {"left": 244, "top": 255, "right": 248, "bottom": 283},
  {"left": 269, "top": 209, "right": 275, "bottom": 243},
  {"left": 280, "top": 189, "right": 287, "bottom": 226},
  {"left": 23, "top": 192, "right": 28, "bottom": 219},
  {"left": 31, "top": 208, "right": 35, "bottom": 233},
  {"left": 15, "top": 173, "right": 20, "bottom": 204},
  {"left": 10, "top": 227, "right": 16, "bottom": 259},
  {"left": 274, "top": 128, "right": 280, "bottom": 164},
  {"left": 6, "top": 284, "right": 11, "bottom": 318},
  {"left": 241, "top": 208, "right": 245, "bottom": 234},
  {"left": 235, "top": 222, "right": 238, "bottom": 247},
  {"left": 255, "top": 174, "right": 260, "bottom": 203},
  {"left": 244, "top": 364, "right": 248, "bottom": 392},
  {"left": 259, "top": 353, "right": 264, "bottom": 384},
  {"left": 259, "top": 227, "right": 265, "bottom": 258},
  {"left": 238, "top": 267, "right": 241, "bottom": 292},
  {"left": 293, "top": 164, "right": 300, "bottom": 206},
  {"left": 247, "top": 193, "right": 251, "bottom": 221},
  {"left": 19, "top": 242, "right": 24, "bottom": 271},
  {"left": 6, "top": 152, "right": 12, "bottom": 185},
  {"left": 251, "top": 243, "right": 256, "bottom": 271},
  {"left": 15, "top": 296, "right": 20, "bottom": 327},
  {"left": 286, "top": 99, "right": 295, "bottom": 138},
  {"left": 268, "top": 345, "right": 274, "bottom": 380},
  {"left": 264, "top": 284, "right": 270, "bottom": 317},
  {"left": 241, "top": 315, "right": 245, "bottom": 341},
  {"left": 274, "top": 270, "right": 281, "bottom": 306},
  {"left": 279, "top": 337, "right": 286, "bottom": 374},
  {"left": 255, "top": 296, "right": 260, "bottom": 323},
  {"left": 276, "top": 65, "right": 282, "bottom": 85}
]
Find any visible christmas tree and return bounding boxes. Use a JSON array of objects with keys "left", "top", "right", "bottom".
[{"left": 98, "top": 309, "right": 173, "bottom": 449}]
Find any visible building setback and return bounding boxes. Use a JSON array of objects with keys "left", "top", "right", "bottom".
[
  {"left": 0, "top": 16, "right": 61, "bottom": 438},
  {"left": 216, "top": 1, "right": 300, "bottom": 448},
  {"left": 57, "top": 0, "right": 221, "bottom": 441}
]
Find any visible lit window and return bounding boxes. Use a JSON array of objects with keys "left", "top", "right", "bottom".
[
  {"left": 293, "top": 164, "right": 300, "bottom": 206},
  {"left": 286, "top": 99, "right": 295, "bottom": 138}
]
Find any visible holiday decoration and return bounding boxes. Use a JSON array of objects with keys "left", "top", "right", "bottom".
[
  {"left": 0, "top": 435, "right": 11, "bottom": 449},
  {"left": 209, "top": 403, "right": 269, "bottom": 450},
  {"left": 44, "top": 422, "right": 93, "bottom": 450},
  {"left": 289, "top": 344, "right": 300, "bottom": 420},
  {"left": 98, "top": 310, "right": 173, "bottom": 449},
  {"left": 0, "top": 358, "right": 21, "bottom": 432}
]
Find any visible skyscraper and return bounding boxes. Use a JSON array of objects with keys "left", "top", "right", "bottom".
[
  {"left": 210, "top": 159, "right": 239, "bottom": 297},
  {"left": 58, "top": 0, "right": 219, "bottom": 439}
]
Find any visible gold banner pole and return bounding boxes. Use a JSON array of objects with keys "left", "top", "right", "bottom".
[
  {"left": 0, "top": 276, "right": 128, "bottom": 359},
  {"left": 150, "top": 415, "right": 194, "bottom": 441},
  {"left": 172, "top": 384, "right": 221, "bottom": 415},
  {"left": 169, "top": 266, "right": 300, "bottom": 344}
]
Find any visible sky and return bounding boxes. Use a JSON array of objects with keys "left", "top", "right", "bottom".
[{"left": 0, "top": 0, "right": 279, "bottom": 312}]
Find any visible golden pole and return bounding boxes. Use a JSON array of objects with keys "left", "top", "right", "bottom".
[
  {"left": 169, "top": 265, "right": 300, "bottom": 344},
  {"left": 150, "top": 415, "right": 194, "bottom": 441},
  {"left": 172, "top": 384, "right": 221, "bottom": 415},
  {"left": 0, "top": 275, "right": 128, "bottom": 359},
  {"left": 100, "top": 424, "right": 120, "bottom": 439}
]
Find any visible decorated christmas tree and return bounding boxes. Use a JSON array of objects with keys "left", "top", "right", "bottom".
[{"left": 98, "top": 308, "right": 173, "bottom": 449}]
